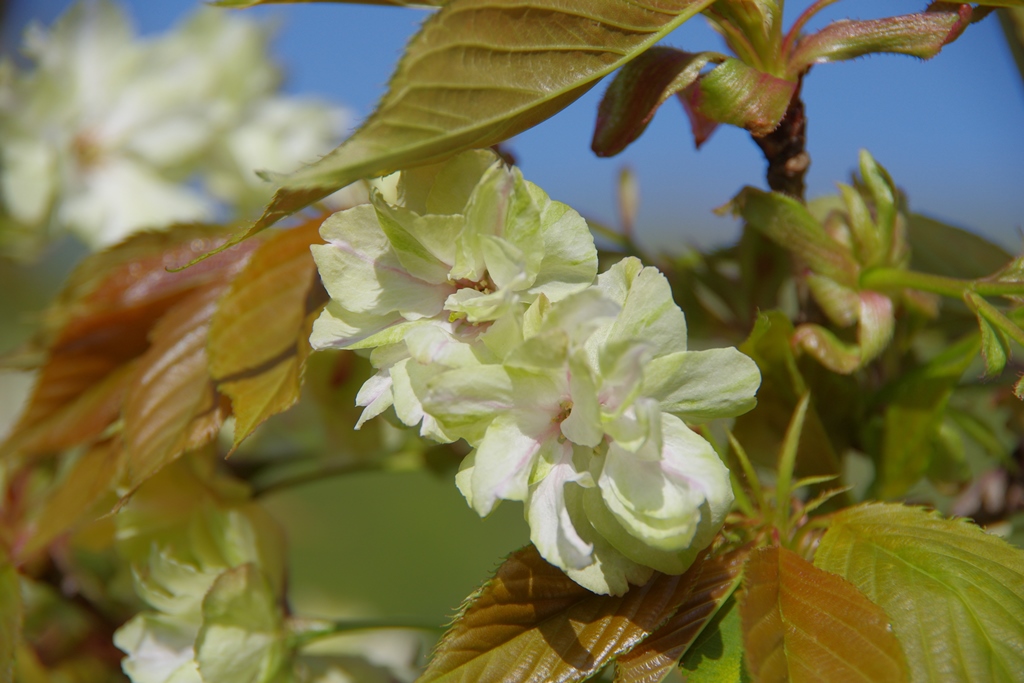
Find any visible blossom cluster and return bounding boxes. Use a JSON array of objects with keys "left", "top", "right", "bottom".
[
  {"left": 0, "top": 0, "right": 346, "bottom": 255},
  {"left": 310, "top": 150, "right": 761, "bottom": 595}
]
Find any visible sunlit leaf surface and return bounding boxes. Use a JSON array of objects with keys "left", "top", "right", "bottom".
[
  {"left": 244, "top": 0, "right": 717, "bottom": 242},
  {"left": 742, "top": 546, "right": 908, "bottom": 683},
  {"left": 208, "top": 218, "right": 327, "bottom": 446},
  {"left": 815, "top": 503, "right": 1024, "bottom": 683},
  {"left": 420, "top": 544, "right": 716, "bottom": 683}
]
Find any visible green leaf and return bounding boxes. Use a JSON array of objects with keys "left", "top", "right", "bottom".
[
  {"left": 244, "top": 0, "right": 718, "bottom": 239},
  {"left": 208, "top": 218, "right": 327, "bottom": 448},
  {"left": 694, "top": 59, "right": 797, "bottom": 137},
  {"left": 196, "top": 564, "right": 287, "bottom": 683},
  {"left": 615, "top": 546, "right": 749, "bottom": 683},
  {"left": 815, "top": 503, "right": 1024, "bottom": 683},
  {"left": 873, "top": 334, "right": 980, "bottom": 499},
  {"left": 973, "top": 305, "right": 1012, "bottom": 377},
  {"left": 592, "top": 47, "right": 725, "bottom": 157},
  {"left": 420, "top": 544, "right": 715, "bottom": 683},
  {"left": 216, "top": 0, "right": 446, "bottom": 6},
  {"left": 789, "top": 5, "right": 989, "bottom": 76},
  {"left": 741, "top": 546, "right": 908, "bottom": 683},
  {"left": 679, "top": 596, "right": 748, "bottom": 683},
  {"left": 730, "top": 187, "right": 858, "bottom": 285}
]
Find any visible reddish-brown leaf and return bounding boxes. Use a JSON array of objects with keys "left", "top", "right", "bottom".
[
  {"left": 3, "top": 227, "right": 258, "bottom": 459},
  {"left": 614, "top": 545, "right": 749, "bottom": 683},
  {"left": 122, "top": 284, "right": 230, "bottom": 491},
  {"left": 420, "top": 545, "right": 715, "bottom": 683},
  {"left": 592, "top": 47, "right": 724, "bottom": 157},
  {"left": 741, "top": 546, "right": 908, "bottom": 683},
  {"left": 208, "top": 219, "right": 327, "bottom": 447}
]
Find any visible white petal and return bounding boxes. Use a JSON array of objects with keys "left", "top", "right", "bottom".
[{"left": 526, "top": 443, "right": 594, "bottom": 571}]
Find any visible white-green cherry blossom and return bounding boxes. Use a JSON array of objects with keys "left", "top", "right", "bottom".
[
  {"left": 310, "top": 149, "right": 598, "bottom": 433},
  {"left": 419, "top": 258, "right": 761, "bottom": 595}
]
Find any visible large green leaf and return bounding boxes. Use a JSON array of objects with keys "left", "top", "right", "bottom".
[
  {"left": 815, "top": 503, "right": 1024, "bottom": 683},
  {"left": 244, "top": 0, "right": 718, "bottom": 239},
  {"left": 216, "top": 0, "right": 446, "bottom": 6},
  {"left": 419, "top": 544, "right": 713, "bottom": 683},
  {"left": 741, "top": 546, "right": 908, "bottom": 683}
]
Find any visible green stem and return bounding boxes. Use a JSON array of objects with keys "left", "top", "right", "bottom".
[
  {"left": 972, "top": 294, "right": 1024, "bottom": 349},
  {"left": 289, "top": 618, "right": 444, "bottom": 649},
  {"left": 861, "top": 267, "right": 1024, "bottom": 299}
]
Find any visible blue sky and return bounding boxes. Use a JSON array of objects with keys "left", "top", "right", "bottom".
[{"left": 5, "top": 1, "right": 1023, "bottom": 251}]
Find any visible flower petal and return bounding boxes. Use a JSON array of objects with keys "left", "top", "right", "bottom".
[{"left": 643, "top": 347, "right": 760, "bottom": 420}]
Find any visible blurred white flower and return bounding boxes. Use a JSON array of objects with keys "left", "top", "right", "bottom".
[{"left": 0, "top": 0, "right": 347, "bottom": 254}]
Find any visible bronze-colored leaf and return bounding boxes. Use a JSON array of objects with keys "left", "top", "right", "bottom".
[
  {"left": 16, "top": 439, "right": 124, "bottom": 559},
  {"left": 216, "top": 0, "right": 447, "bottom": 5},
  {"left": 741, "top": 546, "right": 908, "bottom": 683},
  {"left": 122, "top": 285, "right": 229, "bottom": 491},
  {"left": 3, "top": 227, "right": 258, "bottom": 459},
  {"left": 419, "top": 544, "right": 712, "bottom": 683},
  {"left": 208, "top": 219, "right": 327, "bottom": 447},
  {"left": 615, "top": 546, "right": 749, "bottom": 683}
]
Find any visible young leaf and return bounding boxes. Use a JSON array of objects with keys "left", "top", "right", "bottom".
[
  {"left": 2, "top": 227, "right": 255, "bottom": 459},
  {"left": 208, "top": 218, "right": 327, "bottom": 447},
  {"left": 420, "top": 544, "right": 713, "bottom": 683},
  {"left": 679, "top": 596, "right": 748, "bottom": 683},
  {"left": 122, "top": 285, "right": 230, "bottom": 491},
  {"left": 741, "top": 546, "right": 908, "bottom": 683},
  {"left": 243, "top": 0, "right": 719, "bottom": 241},
  {"left": 693, "top": 59, "right": 797, "bottom": 137},
  {"left": 815, "top": 503, "right": 1024, "bottom": 683},
  {"left": 592, "top": 47, "right": 725, "bottom": 157},
  {"left": 788, "top": 5, "right": 986, "bottom": 77},
  {"left": 730, "top": 187, "right": 858, "bottom": 285},
  {"left": 615, "top": 546, "right": 749, "bottom": 683}
]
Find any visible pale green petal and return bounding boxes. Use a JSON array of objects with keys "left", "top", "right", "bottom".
[
  {"left": 420, "top": 365, "right": 514, "bottom": 445},
  {"left": 603, "top": 396, "right": 662, "bottom": 455},
  {"left": 481, "top": 234, "right": 528, "bottom": 291},
  {"left": 526, "top": 445, "right": 594, "bottom": 572},
  {"left": 594, "top": 257, "right": 687, "bottom": 356},
  {"left": 195, "top": 565, "right": 286, "bottom": 683},
  {"left": 354, "top": 370, "right": 394, "bottom": 430},
  {"left": 468, "top": 413, "right": 558, "bottom": 516},
  {"left": 398, "top": 148, "right": 495, "bottom": 215},
  {"left": 561, "top": 483, "right": 654, "bottom": 596},
  {"left": 314, "top": 206, "right": 451, "bottom": 317},
  {"left": 403, "top": 324, "right": 487, "bottom": 368},
  {"left": 309, "top": 301, "right": 414, "bottom": 351},
  {"left": 445, "top": 287, "right": 517, "bottom": 324},
  {"left": 373, "top": 196, "right": 460, "bottom": 283},
  {"left": 643, "top": 348, "right": 760, "bottom": 420},
  {"left": 597, "top": 339, "right": 653, "bottom": 417},
  {"left": 560, "top": 353, "right": 603, "bottom": 448},
  {"left": 526, "top": 185, "right": 598, "bottom": 301},
  {"left": 114, "top": 613, "right": 202, "bottom": 683}
]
